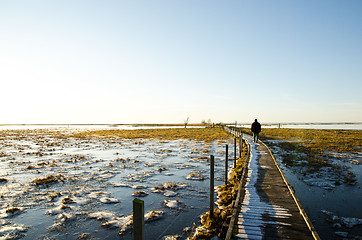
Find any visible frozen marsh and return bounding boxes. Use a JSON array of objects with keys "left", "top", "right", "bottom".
[{"left": 0, "top": 128, "right": 233, "bottom": 239}]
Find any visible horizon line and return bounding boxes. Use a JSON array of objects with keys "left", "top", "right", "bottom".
[{"left": 1, "top": 122, "right": 361, "bottom": 126}]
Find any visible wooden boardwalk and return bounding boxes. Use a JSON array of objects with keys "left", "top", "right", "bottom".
[{"left": 225, "top": 127, "right": 319, "bottom": 240}]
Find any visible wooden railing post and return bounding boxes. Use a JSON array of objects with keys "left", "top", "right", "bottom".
[
  {"left": 234, "top": 138, "right": 236, "bottom": 168},
  {"left": 133, "top": 198, "right": 144, "bottom": 240},
  {"left": 210, "top": 155, "right": 214, "bottom": 219},
  {"left": 225, "top": 145, "right": 228, "bottom": 184},
  {"left": 239, "top": 135, "right": 242, "bottom": 158}
]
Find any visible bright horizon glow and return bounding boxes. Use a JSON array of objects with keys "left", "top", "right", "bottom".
[{"left": 1, "top": 1, "right": 361, "bottom": 124}]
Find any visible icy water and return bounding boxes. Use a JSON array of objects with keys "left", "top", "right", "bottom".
[{"left": 0, "top": 129, "right": 235, "bottom": 239}]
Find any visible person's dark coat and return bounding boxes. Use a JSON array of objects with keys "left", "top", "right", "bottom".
[{"left": 251, "top": 121, "right": 261, "bottom": 134}]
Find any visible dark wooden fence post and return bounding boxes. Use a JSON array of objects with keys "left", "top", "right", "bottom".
[
  {"left": 210, "top": 155, "right": 214, "bottom": 219},
  {"left": 133, "top": 198, "right": 144, "bottom": 240},
  {"left": 239, "top": 135, "right": 242, "bottom": 158},
  {"left": 225, "top": 145, "right": 228, "bottom": 185}
]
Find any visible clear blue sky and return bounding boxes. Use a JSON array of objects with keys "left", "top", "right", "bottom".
[{"left": 1, "top": 0, "right": 361, "bottom": 124}]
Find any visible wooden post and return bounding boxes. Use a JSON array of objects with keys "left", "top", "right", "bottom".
[
  {"left": 234, "top": 138, "right": 236, "bottom": 168},
  {"left": 239, "top": 135, "right": 242, "bottom": 158},
  {"left": 133, "top": 198, "right": 144, "bottom": 240},
  {"left": 210, "top": 155, "right": 214, "bottom": 219},
  {"left": 225, "top": 145, "right": 228, "bottom": 185}
]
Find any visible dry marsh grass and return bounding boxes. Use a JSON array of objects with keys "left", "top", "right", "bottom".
[
  {"left": 238, "top": 127, "right": 361, "bottom": 185},
  {"left": 72, "top": 127, "right": 229, "bottom": 142},
  {"left": 259, "top": 128, "right": 361, "bottom": 153},
  {"left": 31, "top": 174, "right": 66, "bottom": 187}
]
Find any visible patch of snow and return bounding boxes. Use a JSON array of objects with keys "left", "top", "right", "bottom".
[
  {"left": 334, "top": 231, "right": 348, "bottom": 237},
  {"left": 0, "top": 224, "right": 28, "bottom": 239},
  {"left": 145, "top": 210, "right": 164, "bottom": 222},
  {"left": 88, "top": 211, "right": 116, "bottom": 221},
  {"left": 303, "top": 178, "right": 336, "bottom": 190},
  {"left": 164, "top": 199, "right": 180, "bottom": 209},
  {"left": 321, "top": 210, "right": 362, "bottom": 228},
  {"left": 111, "top": 182, "right": 132, "bottom": 188},
  {"left": 46, "top": 205, "right": 75, "bottom": 215},
  {"left": 132, "top": 185, "right": 147, "bottom": 189},
  {"left": 163, "top": 235, "right": 181, "bottom": 240},
  {"left": 164, "top": 191, "right": 177, "bottom": 197},
  {"left": 0, "top": 207, "right": 25, "bottom": 218},
  {"left": 57, "top": 212, "right": 75, "bottom": 222},
  {"left": 103, "top": 215, "right": 133, "bottom": 234},
  {"left": 88, "top": 191, "right": 110, "bottom": 199},
  {"left": 186, "top": 171, "right": 204, "bottom": 181},
  {"left": 99, "top": 197, "right": 119, "bottom": 204},
  {"left": 132, "top": 191, "right": 148, "bottom": 197}
]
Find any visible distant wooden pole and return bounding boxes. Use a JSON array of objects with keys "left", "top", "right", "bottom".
[
  {"left": 210, "top": 155, "right": 214, "bottom": 219},
  {"left": 225, "top": 145, "right": 228, "bottom": 184},
  {"left": 133, "top": 198, "right": 144, "bottom": 240}
]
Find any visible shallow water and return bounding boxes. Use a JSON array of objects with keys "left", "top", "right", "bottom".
[{"left": 0, "top": 130, "right": 235, "bottom": 239}]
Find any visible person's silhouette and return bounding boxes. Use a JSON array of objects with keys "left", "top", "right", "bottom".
[{"left": 251, "top": 119, "right": 261, "bottom": 143}]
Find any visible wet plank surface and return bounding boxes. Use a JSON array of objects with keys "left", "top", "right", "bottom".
[{"left": 233, "top": 136, "right": 315, "bottom": 240}]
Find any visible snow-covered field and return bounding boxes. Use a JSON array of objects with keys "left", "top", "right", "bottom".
[{"left": 0, "top": 129, "right": 234, "bottom": 239}]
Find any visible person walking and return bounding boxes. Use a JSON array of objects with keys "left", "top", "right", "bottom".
[{"left": 251, "top": 119, "right": 261, "bottom": 143}]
